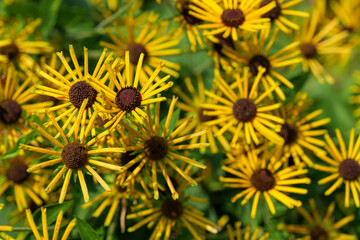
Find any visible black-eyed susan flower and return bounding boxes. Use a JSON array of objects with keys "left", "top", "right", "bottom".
[
  {"left": 315, "top": 128, "right": 360, "bottom": 208},
  {"left": 34, "top": 45, "right": 112, "bottom": 133},
  {"left": 297, "top": 9, "right": 350, "bottom": 84},
  {"left": 0, "top": 152, "right": 49, "bottom": 211},
  {"left": 275, "top": 92, "right": 330, "bottom": 167},
  {"left": 100, "top": 11, "right": 181, "bottom": 82},
  {"left": 173, "top": 75, "right": 230, "bottom": 153},
  {"left": 258, "top": 0, "right": 309, "bottom": 33},
  {"left": 331, "top": 0, "right": 360, "bottom": 37},
  {"left": 88, "top": 51, "right": 173, "bottom": 129},
  {"left": 189, "top": 0, "right": 275, "bottom": 41},
  {"left": 205, "top": 33, "right": 237, "bottom": 74},
  {"left": 19, "top": 111, "right": 124, "bottom": 203},
  {"left": 26, "top": 207, "right": 76, "bottom": 240},
  {"left": 127, "top": 180, "right": 219, "bottom": 240},
  {"left": 0, "top": 18, "right": 52, "bottom": 68},
  {"left": 82, "top": 173, "right": 145, "bottom": 231},
  {"left": 223, "top": 25, "right": 302, "bottom": 100},
  {"left": 0, "top": 65, "right": 52, "bottom": 151},
  {"left": 120, "top": 97, "right": 208, "bottom": 200},
  {"left": 220, "top": 147, "right": 310, "bottom": 218},
  {"left": 173, "top": 1, "right": 205, "bottom": 52},
  {"left": 202, "top": 67, "right": 284, "bottom": 145},
  {"left": 278, "top": 199, "right": 355, "bottom": 240},
  {"left": 226, "top": 221, "right": 269, "bottom": 240}
]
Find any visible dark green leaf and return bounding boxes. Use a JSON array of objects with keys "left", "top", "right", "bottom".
[{"left": 77, "top": 217, "right": 100, "bottom": 240}]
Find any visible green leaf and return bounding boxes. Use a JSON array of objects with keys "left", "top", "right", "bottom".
[
  {"left": 0, "top": 130, "right": 40, "bottom": 160},
  {"left": 40, "top": 0, "right": 62, "bottom": 39},
  {"left": 76, "top": 217, "right": 100, "bottom": 240},
  {"left": 32, "top": 200, "right": 74, "bottom": 224}
]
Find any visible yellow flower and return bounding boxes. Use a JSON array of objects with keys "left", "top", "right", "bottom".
[
  {"left": 0, "top": 152, "right": 49, "bottom": 211},
  {"left": 82, "top": 173, "right": 145, "bottom": 231},
  {"left": 173, "top": 75, "right": 230, "bottom": 153},
  {"left": 202, "top": 67, "right": 284, "bottom": 145},
  {"left": 120, "top": 97, "right": 208, "bottom": 200},
  {"left": 26, "top": 207, "right": 76, "bottom": 240},
  {"left": 297, "top": 9, "right": 350, "bottom": 84},
  {"left": 34, "top": 45, "right": 112, "bottom": 133},
  {"left": 259, "top": 0, "right": 309, "bottom": 33},
  {"left": 223, "top": 25, "right": 302, "bottom": 100},
  {"left": 315, "top": 128, "right": 360, "bottom": 208},
  {"left": 189, "top": 0, "right": 275, "bottom": 41},
  {"left": 173, "top": 1, "right": 205, "bottom": 52},
  {"left": 19, "top": 111, "right": 124, "bottom": 203},
  {"left": 127, "top": 179, "right": 219, "bottom": 240},
  {"left": 100, "top": 11, "right": 181, "bottom": 82},
  {"left": 0, "top": 18, "right": 52, "bottom": 68},
  {"left": 278, "top": 199, "right": 355, "bottom": 240},
  {"left": 275, "top": 92, "right": 330, "bottom": 167},
  {"left": 349, "top": 71, "right": 360, "bottom": 124},
  {"left": 88, "top": 51, "right": 173, "bottom": 129},
  {"left": 227, "top": 221, "right": 269, "bottom": 240},
  {"left": 0, "top": 65, "right": 52, "bottom": 152},
  {"left": 220, "top": 147, "right": 310, "bottom": 218}
]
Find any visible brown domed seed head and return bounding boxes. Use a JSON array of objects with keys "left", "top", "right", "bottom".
[
  {"left": 249, "top": 55, "right": 271, "bottom": 76},
  {"left": 279, "top": 123, "right": 298, "bottom": 145},
  {"left": 161, "top": 198, "right": 183, "bottom": 219},
  {"left": 126, "top": 43, "right": 148, "bottom": 65},
  {"left": 260, "top": 0, "right": 281, "bottom": 20},
  {"left": 61, "top": 142, "right": 88, "bottom": 169},
  {"left": 7, "top": 162, "right": 29, "bottom": 184},
  {"left": 182, "top": 2, "right": 203, "bottom": 25},
  {"left": 198, "top": 108, "right": 217, "bottom": 122},
  {"left": 0, "top": 100, "right": 22, "bottom": 124},
  {"left": 310, "top": 226, "right": 328, "bottom": 240},
  {"left": 144, "top": 136, "right": 168, "bottom": 161},
  {"left": 233, "top": 99, "right": 257, "bottom": 122},
  {"left": 115, "top": 86, "right": 142, "bottom": 111},
  {"left": 68, "top": 81, "right": 98, "bottom": 109},
  {"left": 0, "top": 43, "right": 20, "bottom": 60},
  {"left": 300, "top": 43, "right": 317, "bottom": 59},
  {"left": 221, "top": 9, "right": 245, "bottom": 27},
  {"left": 251, "top": 169, "right": 276, "bottom": 191},
  {"left": 339, "top": 159, "right": 360, "bottom": 181}
]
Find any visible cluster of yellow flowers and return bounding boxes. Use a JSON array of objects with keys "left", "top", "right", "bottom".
[{"left": 0, "top": 0, "right": 360, "bottom": 239}]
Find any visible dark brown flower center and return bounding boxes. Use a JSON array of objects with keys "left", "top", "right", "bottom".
[
  {"left": 310, "top": 226, "right": 328, "bottom": 240},
  {"left": 300, "top": 43, "right": 317, "bottom": 59},
  {"left": 121, "top": 151, "right": 139, "bottom": 171},
  {"left": 144, "top": 136, "right": 168, "bottom": 161},
  {"left": 61, "top": 142, "right": 88, "bottom": 169},
  {"left": 115, "top": 86, "right": 142, "bottom": 111},
  {"left": 68, "top": 81, "right": 98, "bottom": 109},
  {"left": 279, "top": 123, "right": 298, "bottom": 145},
  {"left": 260, "top": 0, "right": 281, "bottom": 20},
  {"left": 213, "top": 34, "right": 235, "bottom": 56},
  {"left": 97, "top": 116, "right": 109, "bottom": 128},
  {"left": 0, "top": 43, "right": 20, "bottom": 60},
  {"left": 251, "top": 169, "right": 275, "bottom": 191},
  {"left": 233, "top": 99, "right": 257, "bottom": 122},
  {"left": 182, "top": 2, "right": 203, "bottom": 25},
  {"left": 342, "top": 26, "right": 354, "bottom": 34},
  {"left": 161, "top": 198, "right": 183, "bottom": 219},
  {"left": 249, "top": 55, "right": 271, "bottom": 76},
  {"left": 113, "top": 176, "right": 127, "bottom": 193},
  {"left": 221, "top": 9, "right": 245, "bottom": 27},
  {"left": 339, "top": 159, "right": 360, "bottom": 181},
  {"left": 0, "top": 100, "right": 22, "bottom": 124},
  {"left": 198, "top": 108, "right": 217, "bottom": 122},
  {"left": 126, "top": 43, "right": 148, "bottom": 65},
  {"left": 7, "top": 162, "right": 29, "bottom": 184}
]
